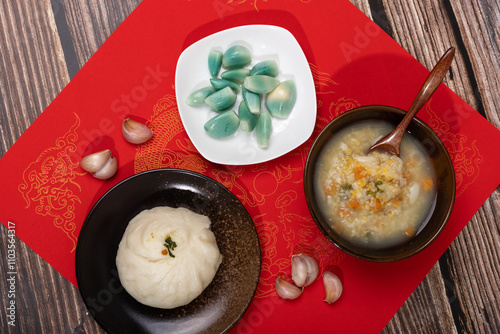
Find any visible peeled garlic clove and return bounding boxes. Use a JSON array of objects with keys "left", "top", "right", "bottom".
[
  {"left": 238, "top": 101, "right": 257, "bottom": 132},
  {"left": 275, "top": 277, "right": 303, "bottom": 300},
  {"left": 210, "top": 78, "right": 241, "bottom": 94},
  {"left": 242, "top": 87, "right": 260, "bottom": 114},
  {"left": 222, "top": 45, "right": 251, "bottom": 69},
  {"left": 187, "top": 86, "right": 216, "bottom": 106},
  {"left": 204, "top": 110, "right": 240, "bottom": 138},
  {"left": 122, "top": 118, "right": 153, "bottom": 144},
  {"left": 266, "top": 80, "right": 297, "bottom": 119},
  {"left": 291, "top": 254, "right": 319, "bottom": 287},
  {"left": 243, "top": 75, "right": 280, "bottom": 94},
  {"left": 208, "top": 49, "right": 222, "bottom": 78},
  {"left": 221, "top": 68, "right": 250, "bottom": 85},
  {"left": 80, "top": 149, "right": 118, "bottom": 180},
  {"left": 250, "top": 60, "right": 279, "bottom": 77},
  {"left": 255, "top": 112, "right": 272, "bottom": 149},
  {"left": 205, "top": 86, "right": 237, "bottom": 112},
  {"left": 323, "top": 271, "right": 343, "bottom": 304}
]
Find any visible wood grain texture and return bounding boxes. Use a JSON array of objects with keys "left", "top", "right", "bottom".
[
  {"left": 368, "top": 1, "right": 500, "bottom": 334},
  {"left": 0, "top": 0, "right": 69, "bottom": 154},
  {"left": 449, "top": 0, "right": 500, "bottom": 127},
  {"left": 52, "top": 0, "right": 140, "bottom": 76},
  {"left": 0, "top": 224, "right": 105, "bottom": 334},
  {"left": 0, "top": 0, "right": 498, "bottom": 333},
  {"left": 364, "top": 1, "right": 500, "bottom": 333}
]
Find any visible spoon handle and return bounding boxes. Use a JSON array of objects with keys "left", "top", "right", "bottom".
[
  {"left": 402, "top": 47, "right": 455, "bottom": 130},
  {"left": 370, "top": 47, "right": 455, "bottom": 155}
]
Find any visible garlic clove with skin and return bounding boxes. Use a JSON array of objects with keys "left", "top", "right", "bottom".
[
  {"left": 291, "top": 253, "right": 319, "bottom": 287},
  {"left": 122, "top": 118, "right": 153, "bottom": 144},
  {"left": 275, "top": 277, "right": 303, "bottom": 300},
  {"left": 80, "top": 149, "right": 118, "bottom": 180},
  {"left": 93, "top": 155, "right": 118, "bottom": 180},
  {"left": 323, "top": 271, "right": 343, "bottom": 304}
]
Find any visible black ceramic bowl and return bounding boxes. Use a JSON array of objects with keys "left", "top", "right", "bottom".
[
  {"left": 304, "top": 106, "right": 456, "bottom": 262},
  {"left": 76, "top": 168, "right": 261, "bottom": 334}
]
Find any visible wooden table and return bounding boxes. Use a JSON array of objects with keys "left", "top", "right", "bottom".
[{"left": 0, "top": 0, "right": 498, "bottom": 333}]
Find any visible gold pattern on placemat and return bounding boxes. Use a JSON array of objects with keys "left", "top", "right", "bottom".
[
  {"left": 224, "top": 0, "right": 311, "bottom": 12},
  {"left": 424, "top": 102, "right": 484, "bottom": 197},
  {"left": 134, "top": 94, "right": 209, "bottom": 174},
  {"left": 250, "top": 67, "right": 356, "bottom": 298},
  {"left": 310, "top": 63, "right": 339, "bottom": 95},
  {"left": 18, "top": 114, "right": 85, "bottom": 252}
]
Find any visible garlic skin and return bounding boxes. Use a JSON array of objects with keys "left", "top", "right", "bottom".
[
  {"left": 275, "top": 277, "right": 303, "bottom": 300},
  {"left": 323, "top": 271, "right": 343, "bottom": 304},
  {"left": 80, "top": 149, "right": 118, "bottom": 180},
  {"left": 291, "top": 253, "right": 319, "bottom": 287},
  {"left": 122, "top": 118, "right": 153, "bottom": 144}
]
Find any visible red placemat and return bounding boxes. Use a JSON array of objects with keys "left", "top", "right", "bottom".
[{"left": 1, "top": 1, "right": 500, "bottom": 333}]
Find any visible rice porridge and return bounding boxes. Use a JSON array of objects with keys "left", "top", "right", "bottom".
[{"left": 315, "top": 120, "right": 436, "bottom": 248}]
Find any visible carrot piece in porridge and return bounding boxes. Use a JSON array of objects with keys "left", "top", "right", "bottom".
[
  {"left": 353, "top": 166, "right": 367, "bottom": 179},
  {"left": 422, "top": 177, "right": 434, "bottom": 191},
  {"left": 372, "top": 198, "right": 386, "bottom": 212},
  {"left": 348, "top": 198, "right": 361, "bottom": 210}
]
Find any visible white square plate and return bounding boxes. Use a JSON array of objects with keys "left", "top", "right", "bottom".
[{"left": 175, "top": 25, "right": 316, "bottom": 165}]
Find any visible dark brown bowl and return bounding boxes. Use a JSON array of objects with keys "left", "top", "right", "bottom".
[{"left": 304, "top": 106, "right": 456, "bottom": 262}]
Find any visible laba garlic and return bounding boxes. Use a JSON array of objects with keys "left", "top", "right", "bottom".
[
  {"left": 80, "top": 149, "right": 117, "bottom": 180},
  {"left": 122, "top": 118, "right": 153, "bottom": 144},
  {"left": 323, "top": 271, "right": 343, "bottom": 304},
  {"left": 275, "top": 277, "right": 303, "bottom": 300},
  {"left": 291, "top": 253, "right": 319, "bottom": 287}
]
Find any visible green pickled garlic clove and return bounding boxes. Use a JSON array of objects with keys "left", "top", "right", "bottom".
[
  {"left": 221, "top": 68, "right": 250, "bottom": 84},
  {"left": 238, "top": 101, "right": 257, "bottom": 132},
  {"left": 250, "top": 60, "right": 279, "bottom": 77},
  {"left": 256, "top": 112, "right": 272, "bottom": 149},
  {"left": 242, "top": 87, "right": 261, "bottom": 114},
  {"left": 210, "top": 78, "right": 241, "bottom": 93},
  {"left": 204, "top": 110, "right": 240, "bottom": 138},
  {"left": 266, "top": 80, "right": 297, "bottom": 119},
  {"left": 222, "top": 45, "right": 252, "bottom": 69},
  {"left": 204, "top": 86, "right": 237, "bottom": 111},
  {"left": 243, "top": 75, "right": 280, "bottom": 94},
  {"left": 208, "top": 49, "right": 223, "bottom": 78},
  {"left": 187, "top": 86, "right": 216, "bottom": 106}
]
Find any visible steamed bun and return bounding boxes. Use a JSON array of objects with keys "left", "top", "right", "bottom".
[{"left": 116, "top": 206, "right": 222, "bottom": 309}]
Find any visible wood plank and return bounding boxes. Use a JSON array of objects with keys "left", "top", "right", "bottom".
[
  {"left": 449, "top": 0, "right": 500, "bottom": 127},
  {"left": 383, "top": 264, "right": 457, "bottom": 333},
  {"left": 0, "top": 0, "right": 498, "bottom": 333},
  {"left": 0, "top": 0, "right": 136, "bottom": 332},
  {"left": 443, "top": 199, "right": 500, "bottom": 333},
  {"left": 53, "top": 0, "right": 141, "bottom": 74},
  {"left": 0, "top": 0, "right": 96, "bottom": 331},
  {"left": 362, "top": 0, "right": 500, "bottom": 333},
  {"left": 0, "top": 0, "right": 70, "bottom": 154},
  {"left": 377, "top": 0, "right": 482, "bottom": 114},
  {"left": 0, "top": 223, "right": 106, "bottom": 333}
]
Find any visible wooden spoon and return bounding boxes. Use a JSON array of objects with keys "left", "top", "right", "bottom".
[{"left": 369, "top": 47, "right": 455, "bottom": 155}]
